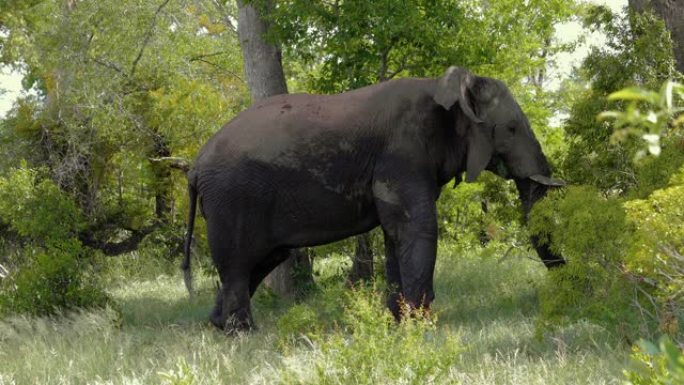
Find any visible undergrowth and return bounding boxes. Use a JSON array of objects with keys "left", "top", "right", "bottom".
[{"left": 0, "top": 250, "right": 628, "bottom": 385}]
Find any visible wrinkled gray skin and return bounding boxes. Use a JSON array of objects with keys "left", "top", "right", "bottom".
[{"left": 183, "top": 67, "right": 565, "bottom": 332}]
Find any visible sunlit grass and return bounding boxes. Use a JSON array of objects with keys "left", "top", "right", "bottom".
[{"left": 0, "top": 249, "right": 628, "bottom": 384}]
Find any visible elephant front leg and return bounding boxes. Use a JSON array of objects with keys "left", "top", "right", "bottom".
[
  {"left": 383, "top": 232, "right": 403, "bottom": 320},
  {"left": 374, "top": 183, "right": 438, "bottom": 319},
  {"left": 394, "top": 223, "right": 437, "bottom": 315}
]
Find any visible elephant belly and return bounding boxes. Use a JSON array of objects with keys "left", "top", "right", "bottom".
[
  {"left": 270, "top": 179, "right": 379, "bottom": 248},
  {"left": 199, "top": 163, "right": 379, "bottom": 251}
]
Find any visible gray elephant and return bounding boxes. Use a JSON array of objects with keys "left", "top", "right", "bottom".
[{"left": 183, "top": 66, "right": 564, "bottom": 332}]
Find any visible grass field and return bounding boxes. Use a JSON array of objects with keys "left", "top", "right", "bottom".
[{"left": 0, "top": 249, "right": 629, "bottom": 384}]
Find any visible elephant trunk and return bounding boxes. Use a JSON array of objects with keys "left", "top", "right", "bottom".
[{"left": 514, "top": 178, "right": 566, "bottom": 269}]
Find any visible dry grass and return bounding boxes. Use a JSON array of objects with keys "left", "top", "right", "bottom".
[{"left": 0, "top": 251, "right": 628, "bottom": 384}]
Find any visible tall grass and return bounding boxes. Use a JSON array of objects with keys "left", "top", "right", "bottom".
[{"left": 0, "top": 250, "right": 628, "bottom": 384}]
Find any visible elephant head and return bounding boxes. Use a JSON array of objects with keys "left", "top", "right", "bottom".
[{"left": 435, "top": 66, "right": 565, "bottom": 268}]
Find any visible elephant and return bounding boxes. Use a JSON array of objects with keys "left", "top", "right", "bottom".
[{"left": 182, "top": 66, "right": 565, "bottom": 332}]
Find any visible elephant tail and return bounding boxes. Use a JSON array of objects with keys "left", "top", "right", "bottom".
[{"left": 182, "top": 169, "right": 198, "bottom": 296}]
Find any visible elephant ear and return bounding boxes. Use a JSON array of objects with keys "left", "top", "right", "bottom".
[
  {"left": 434, "top": 67, "right": 493, "bottom": 182},
  {"left": 465, "top": 123, "right": 493, "bottom": 182},
  {"left": 433, "top": 66, "right": 482, "bottom": 125}
]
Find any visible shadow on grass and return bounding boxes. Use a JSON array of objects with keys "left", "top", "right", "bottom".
[
  {"left": 432, "top": 255, "right": 623, "bottom": 360},
  {"left": 434, "top": 256, "right": 543, "bottom": 324},
  {"left": 115, "top": 279, "right": 290, "bottom": 332},
  {"left": 116, "top": 284, "right": 216, "bottom": 327}
]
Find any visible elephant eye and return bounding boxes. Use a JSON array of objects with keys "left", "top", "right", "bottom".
[{"left": 507, "top": 125, "right": 516, "bottom": 134}]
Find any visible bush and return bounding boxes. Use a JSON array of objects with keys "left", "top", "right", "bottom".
[
  {"left": 0, "top": 166, "right": 108, "bottom": 315},
  {"left": 624, "top": 167, "right": 684, "bottom": 338},
  {"left": 528, "top": 186, "right": 639, "bottom": 335},
  {"left": 272, "top": 286, "right": 461, "bottom": 384},
  {"left": 625, "top": 337, "right": 684, "bottom": 385},
  {"left": 0, "top": 240, "right": 108, "bottom": 316},
  {"left": 0, "top": 165, "right": 83, "bottom": 243}
]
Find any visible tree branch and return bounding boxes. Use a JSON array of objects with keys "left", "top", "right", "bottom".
[
  {"left": 149, "top": 156, "right": 191, "bottom": 173},
  {"left": 92, "top": 57, "right": 128, "bottom": 77},
  {"left": 191, "top": 58, "right": 244, "bottom": 82},
  {"left": 377, "top": 45, "right": 391, "bottom": 81},
  {"left": 79, "top": 224, "right": 158, "bottom": 256},
  {"left": 386, "top": 55, "right": 408, "bottom": 80},
  {"left": 189, "top": 51, "right": 229, "bottom": 61},
  {"left": 130, "top": 0, "right": 171, "bottom": 77}
]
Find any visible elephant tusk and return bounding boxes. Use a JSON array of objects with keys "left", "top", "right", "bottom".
[{"left": 529, "top": 174, "right": 566, "bottom": 187}]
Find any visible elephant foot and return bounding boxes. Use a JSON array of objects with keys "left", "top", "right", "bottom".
[
  {"left": 387, "top": 293, "right": 433, "bottom": 322},
  {"left": 210, "top": 283, "right": 254, "bottom": 334},
  {"left": 210, "top": 307, "right": 254, "bottom": 334},
  {"left": 387, "top": 292, "right": 403, "bottom": 321}
]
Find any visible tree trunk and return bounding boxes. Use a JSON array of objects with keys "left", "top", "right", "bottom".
[
  {"left": 629, "top": 0, "right": 684, "bottom": 73},
  {"left": 150, "top": 132, "right": 173, "bottom": 222},
  {"left": 348, "top": 233, "right": 374, "bottom": 283},
  {"left": 237, "top": 0, "right": 314, "bottom": 298},
  {"left": 237, "top": 0, "right": 288, "bottom": 100}
]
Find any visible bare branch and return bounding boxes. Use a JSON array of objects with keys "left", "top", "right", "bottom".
[
  {"left": 92, "top": 57, "right": 127, "bottom": 76},
  {"left": 189, "top": 51, "right": 229, "bottom": 61},
  {"left": 130, "top": 0, "right": 172, "bottom": 77},
  {"left": 149, "top": 156, "right": 191, "bottom": 173},
  {"left": 191, "top": 58, "right": 244, "bottom": 83}
]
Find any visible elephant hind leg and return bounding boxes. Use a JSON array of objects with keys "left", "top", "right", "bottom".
[
  {"left": 211, "top": 272, "right": 253, "bottom": 333},
  {"left": 249, "top": 248, "right": 292, "bottom": 297}
]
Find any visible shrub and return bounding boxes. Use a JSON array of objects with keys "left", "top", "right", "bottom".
[
  {"left": 0, "top": 165, "right": 108, "bottom": 315},
  {"left": 625, "top": 337, "right": 684, "bottom": 385},
  {"left": 0, "top": 165, "right": 83, "bottom": 243},
  {"left": 528, "top": 186, "right": 638, "bottom": 335},
  {"left": 0, "top": 240, "right": 108, "bottom": 316},
  {"left": 272, "top": 286, "right": 461, "bottom": 384},
  {"left": 624, "top": 167, "right": 684, "bottom": 338}
]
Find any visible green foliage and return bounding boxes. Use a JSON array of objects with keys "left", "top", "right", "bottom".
[
  {"left": 271, "top": 0, "right": 574, "bottom": 92},
  {"left": 625, "top": 337, "right": 684, "bottom": 385},
  {"left": 438, "top": 173, "right": 524, "bottom": 250},
  {"left": 562, "top": 7, "right": 681, "bottom": 191},
  {"left": 631, "top": 141, "right": 684, "bottom": 199},
  {"left": 274, "top": 286, "right": 461, "bottom": 384},
  {"left": 529, "top": 186, "right": 636, "bottom": 332},
  {"left": 0, "top": 240, "right": 108, "bottom": 316},
  {"left": 0, "top": 0, "right": 243, "bottom": 269},
  {"left": 530, "top": 186, "right": 630, "bottom": 264},
  {"left": 624, "top": 167, "right": 684, "bottom": 337},
  {"left": 599, "top": 81, "right": 684, "bottom": 158},
  {"left": 0, "top": 165, "right": 83, "bottom": 243},
  {"left": 0, "top": 166, "right": 107, "bottom": 315}
]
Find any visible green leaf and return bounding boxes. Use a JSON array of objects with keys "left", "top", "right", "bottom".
[
  {"left": 608, "top": 87, "right": 659, "bottom": 104},
  {"left": 597, "top": 111, "right": 623, "bottom": 121}
]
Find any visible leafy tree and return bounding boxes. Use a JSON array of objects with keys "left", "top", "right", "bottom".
[
  {"left": 561, "top": 6, "right": 681, "bottom": 193},
  {"left": 0, "top": 0, "right": 244, "bottom": 253},
  {"left": 530, "top": 77, "right": 683, "bottom": 341},
  {"left": 629, "top": 0, "right": 684, "bottom": 74},
  {"left": 0, "top": 0, "right": 246, "bottom": 313}
]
